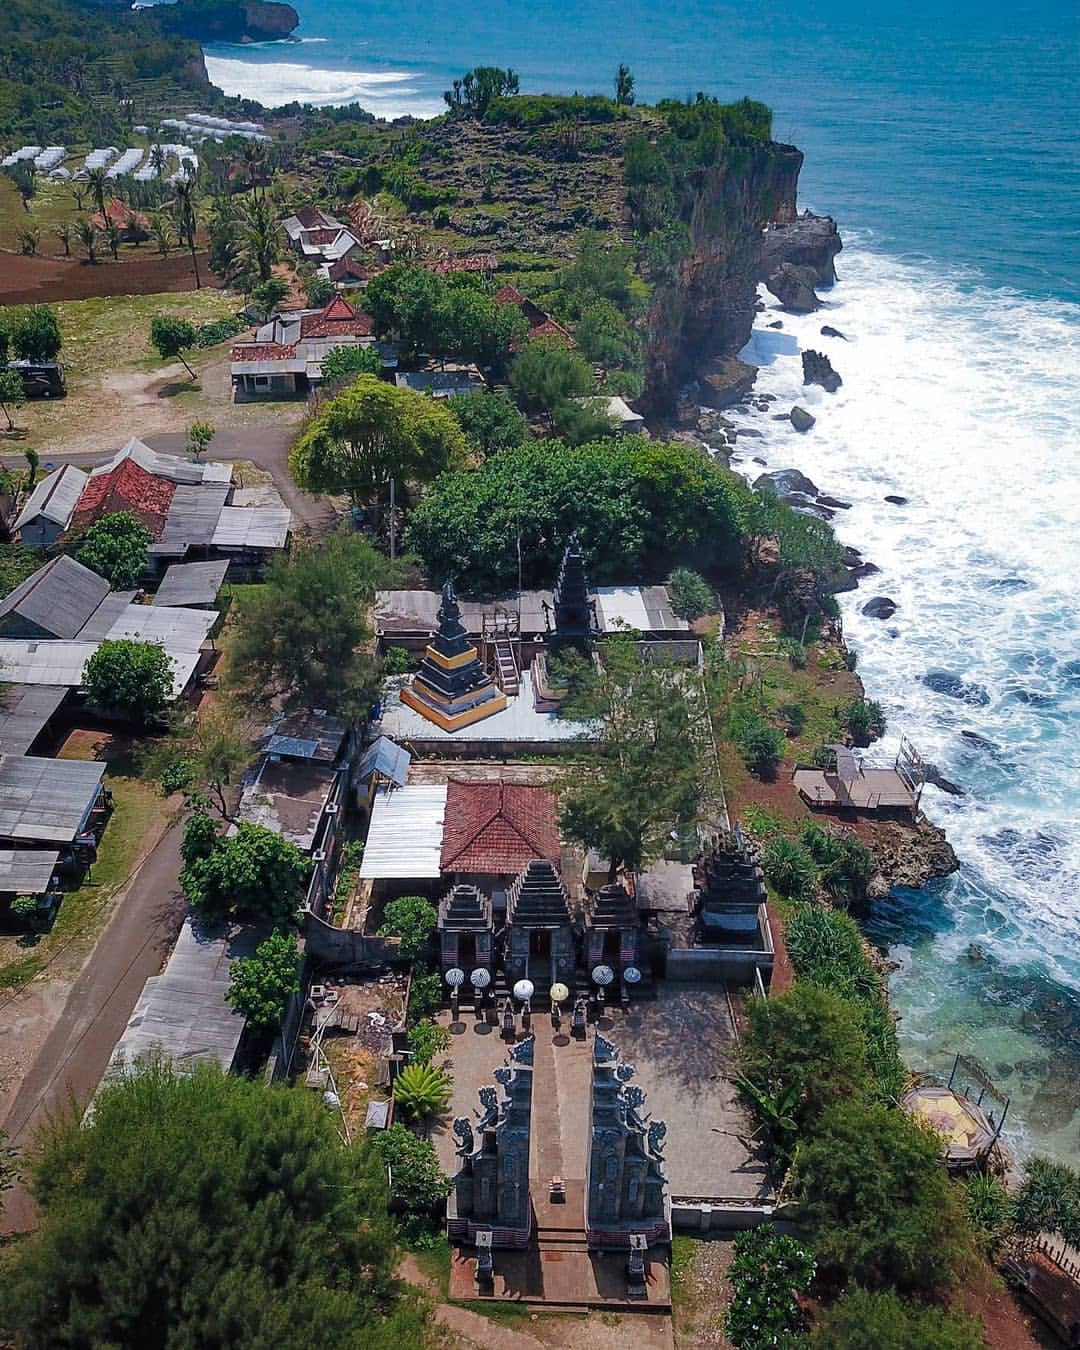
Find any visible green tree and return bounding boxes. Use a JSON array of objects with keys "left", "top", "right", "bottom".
[
  {"left": 843, "top": 697, "right": 885, "bottom": 747},
  {"left": 181, "top": 806, "right": 220, "bottom": 867},
  {"left": 86, "top": 165, "right": 108, "bottom": 217},
  {"left": 0, "top": 369, "right": 26, "bottom": 431},
  {"left": 172, "top": 176, "right": 201, "bottom": 290},
  {"left": 801, "top": 824, "right": 875, "bottom": 905},
  {"left": 443, "top": 65, "right": 519, "bottom": 115},
  {"left": 738, "top": 983, "right": 871, "bottom": 1159},
  {"left": 790, "top": 1100, "right": 972, "bottom": 1295},
  {"left": 290, "top": 375, "right": 467, "bottom": 509},
  {"left": 0, "top": 1060, "right": 424, "bottom": 1348},
  {"left": 320, "top": 343, "right": 383, "bottom": 390},
  {"left": 363, "top": 263, "right": 527, "bottom": 364},
  {"left": 186, "top": 418, "right": 214, "bottom": 460},
  {"left": 75, "top": 217, "right": 99, "bottom": 263},
  {"left": 82, "top": 639, "right": 173, "bottom": 724},
  {"left": 723, "top": 1228, "right": 814, "bottom": 1350},
  {"left": 447, "top": 389, "right": 527, "bottom": 459},
  {"left": 614, "top": 63, "right": 635, "bottom": 107},
  {"left": 233, "top": 195, "right": 278, "bottom": 283},
  {"left": 251, "top": 276, "right": 289, "bottom": 317},
  {"left": 75, "top": 509, "right": 152, "bottom": 587},
  {"left": 378, "top": 895, "right": 438, "bottom": 959},
  {"left": 150, "top": 315, "right": 198, "bottom": 378},
  {"left": 667, "top": 567, "right": 713, "bottom": 620},
  {"left": 305, "top": 274, "right": 335, "bottom": 308},
  {"left": 559, "top": 640, "right": 712, "bottom": 880},
  {"left": 1012, "top": 1156, "right": 1080, "bottom": 1246},
  {"left": 229, "top": 533, "right": 387, "bottom": 713},
  {"left": 226, "top": 931, "right": 301, "bottom": 1026},
  {"left": 190, "top": 699, "right": 253, "bottom": 820},
  {"left": 149, "top": 211, "right": 175, "bottom": 258},
  {"left": 55, "top": 221, "right": 73, "bottom": 257},
  {"left": 807, "top": 1287, "right": 984, "bottom": 1350},
  {"left": 374, "top": 1123, "right": 451, "bottom": 1241},
  {"left": 509, "top": 338, "right": 594, "bottom": 427},
  {"left": 104, "top": 220, "right": 122, "bottom": 260},
  {"left": 180, "top": 822, "right": 312, "bottom": 927},
  {"left": 406, "top": 1018, "right": 451, "bottom": 1065},
  {"left": 10, "top": 305, "right": 62, "bottom": 363},
  {"left": 393, "top": 1062, "right": 452, "bottom": 1123}
]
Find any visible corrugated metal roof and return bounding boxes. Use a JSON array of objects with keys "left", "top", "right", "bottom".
[
  {"left": 359, "top": 784, "right": 447, "bottom": 879},
  {"left": 13, "top": 464, "right": 87, "bottom": 531},
  {"left": 105, "top": 604, "right": 217, "bottom": 651},
  {"left": 212, "top": 507, "right": 291, "bottom": 549},
  {"left": 0, "top": 755, "right": 104, "bottom": 843},
  {"left": 357, "top": 736, "right": 410, "bottom": 787},
  {"left": 0, "top": 555, "right": 110, "bottom": 639},
  {"left": 92, "top": 437, "right": 231, "bottom": 487},
  {"left": 73, "top": 590, "right": 139, "bottom": 641},
  {"left": 0, "top": 639, "right": 99, "bottom": 686},
  {"left": 148, "top": 485, "right": 231, "bottom": 557},
  {"left": 152, "top": 560, "right": 229, "bottom": 608},
  {"left": 107, "top": 917, "right": 260, "bottom": 1073},
  {"left": 0, "top": 684, "right": 67, "bottom": 755},
  {"left": 0, "top": 848, "right": 61, "bottom": 893}
]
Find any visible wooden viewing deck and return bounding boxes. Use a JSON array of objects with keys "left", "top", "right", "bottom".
[{"left": 792, "top": 736, "right": 925, "bottom": 820}]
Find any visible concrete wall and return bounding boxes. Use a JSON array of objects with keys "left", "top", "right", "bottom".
[
  {"left": 665, "top": 947, "right": 773, "bottom": 986},
  {"left": 302, "top": 911, "right": 401, "bottom": 968},
  {"left": 672, "top": 1200, "right": 791, "bottom": 1233}
]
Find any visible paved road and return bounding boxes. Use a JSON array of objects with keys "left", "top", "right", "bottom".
[
  {"left": 4, "top": 425, "right": 337, "bottom": 535},
  {"left": 0, "top": 822, "right": 186, "bottom": 1235}
]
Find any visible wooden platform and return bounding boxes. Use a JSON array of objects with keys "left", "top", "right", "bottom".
[{"left": 793, "top": 764, "right": 917, "bottom": 814}]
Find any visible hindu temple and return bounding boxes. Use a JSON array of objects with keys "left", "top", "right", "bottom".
[{"left": 399, "top": 580, "right": 508, "bottom": 731}]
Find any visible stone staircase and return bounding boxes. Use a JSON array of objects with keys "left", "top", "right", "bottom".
[{"left": 492, "top": 638, "right": 520, "bottom": 695}]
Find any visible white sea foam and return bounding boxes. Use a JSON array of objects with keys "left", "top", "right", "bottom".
[
  {"left": 203, "top": 55, "right": 444, "bottom": 117},
  {"left": 735, "top": 241, "right": 1080, "bottom": 989}
]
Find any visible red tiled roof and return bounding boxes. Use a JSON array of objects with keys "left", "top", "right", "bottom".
[
  {"left": 89, "top": 198, "right": 149, "bottom": 233},
  {"left": 495, "top": 284, "right": 574, "bottom": 348},
  {"left": 329, "top": 252, "right": 368, "bottom": 282},
  {"left": 440, "top": 781, "right": 560, "bottom": 875},
  {"left": 231, "top": 343, "right": 298, "bottom": 362},
  {"left": 299, "top": 296, "right": 373, "bottom": 339},
  {"left": 300, "top": 227, "right": 341, "bottom": 246},
  {"left": 293, "top": 204, "right": 332, "bottom": 229},
  {"left": 71, "top": 458, "right": 175, "bottom": 537}
]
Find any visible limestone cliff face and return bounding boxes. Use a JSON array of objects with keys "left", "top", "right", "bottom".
[
  {"left": 642, "top": 142, "right": 803, "bottom": 413},
  {"left": 158, "top": 0, "right": 299, "bottom": 43}
]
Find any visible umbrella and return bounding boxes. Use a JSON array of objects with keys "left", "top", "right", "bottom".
[
  {"left": 445, "top": 967, "right": 465, "bottom": 988},
  {"left": 549, "top": 982, "right": 570, "bottom": 1004},
  {"left": 623, "top": 966, "right": 642, "bottom": 985},
  {"left": 591, "top": 964, "right": 615, "bottom": 987},
  {"left": 470, "top": 968, "right": 491, "bottom": 989},
  {"left": 513, "top": 979, "right": 535, "bottom": 1002}
]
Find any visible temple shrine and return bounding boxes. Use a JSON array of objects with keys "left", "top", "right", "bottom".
[{"left": 398, "top": 580, "right": 508, "bottom": 731}]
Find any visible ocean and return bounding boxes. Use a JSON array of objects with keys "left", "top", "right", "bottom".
[{"left": 206, "top": 1, "right": 1080, "bottom": 1162}]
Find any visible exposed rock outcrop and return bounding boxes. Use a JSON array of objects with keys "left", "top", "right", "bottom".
[
  {"left": 802, "top": 349, "right": 842, "bottom": 392},
  {"left": 760, "top": 210, "right": 843, "bottom": 286},
  {"left": 157, "top": 0, "right": 299, "bottom": 42},
  {"left": 766, "top": 262, "right": 820, "bottom": 312},
  {"left": 862, "top": 596, "right": 898, "bottom": 620},
  {"left": 863, "top": 815, "right": 960, "bottom": 898},
  {"left": 923, "top": 669, "right": 991, "bottom": 706},
  {"left": 698, "top": 355, "right": 758, "bottom": 409},
  {"left": 821, "top": 324, "right": 848, "bottom": 341},
  {"left": 789, "top": 405, "right": 815, "bottom": 432},
  {"left": 753, "top": 467, "right": 819, "bottom": 498}
]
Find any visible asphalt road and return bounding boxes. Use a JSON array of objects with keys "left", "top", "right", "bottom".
[{"left": 0, "top": 823, "right": 186, "bottom": 1235}]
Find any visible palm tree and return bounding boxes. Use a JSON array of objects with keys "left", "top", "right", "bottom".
[
  {"left": 392, "top": 1063, "right": 452, "bottom": 1124},
  {"left": 149, "top": 212, "right": 175, "bottom": 258},
  {"left": 86, "top": 167, "right": 108, "bottom": 219},
  {"left": 55, "top": 222, "right": 72, "bottom": 257},
  {"left": 104, "top": 221, "right": 122, "bottom": 261},
  {"left": 71, "top": 183, "right": 86, "bottom": 212},
  {"left": 150, "top": 144, "right": 168, "bottom": 180},
  {"left": 15, "top": 227, "right": 39, "bottom": 256},
  {"left": 232, "top": 195, "right": 278, "bottom": 282},
  {"left": 75, "top": 218, "right": 99, "bottom": 264},
  {"left": 173, "top": 177, "right": 201, "bottom": 289},
  {"left": 239, "top": 140, "right": 267, "bottom": 198}
]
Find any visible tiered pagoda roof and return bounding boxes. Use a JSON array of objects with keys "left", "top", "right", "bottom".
[
  {"left": 694, "top": 831, "right": 767, "bottom": 908},
  {"left": 549, "top": 535, "right": 597, "bottom": 656},
  {"left": 505, "top": 859, "right": 572, "bottom": 930},
  {"left": 399, "top": 581, "right": 507, "bottom": 731},
  {"left": 586, "top": 881, "right": 638, "bottom": 930},
  {"left": 438, "top": 882, "right": 493, "bottom": 932}
]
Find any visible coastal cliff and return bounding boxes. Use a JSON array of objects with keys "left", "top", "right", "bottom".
[
  {"left": 154, "top": 0, "right": 299, "bottom": 43},
  {"left": 641, "top": 142, "right": 803, "bottom": 413}
]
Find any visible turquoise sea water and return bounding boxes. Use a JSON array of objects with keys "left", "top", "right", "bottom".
[{"left": 206, "top": 1, "right": 1080, "bottom": 1162}]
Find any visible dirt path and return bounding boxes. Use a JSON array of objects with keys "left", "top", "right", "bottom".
[{"left": 0, "top": 821, "right": 186, "bottom": 1235}]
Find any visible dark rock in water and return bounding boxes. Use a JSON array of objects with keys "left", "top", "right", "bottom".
[
  {"left": 817, "top": 494, "right": 851, "bottom": 509},
  {"left": 760, "top": 211, "right": 843, "bottom": 285},
  {"left": 850, "top": 561, "right": 881, "bottom": 579},
  {"left": 832, "top": 570, "right": 858, "bottom": 594},
  {"left": 985, "top": 576, "right": 1030, "bottom": 592},
  {"left": 924, "top": 765, "right": 965, "bottom": 796},
  {"left": 1003, "top": 686, "right": 1055, "bottom": 708},
  {"left": 862, "top": 596, "right": 898, "bottom": 620},
  {"left": 753, "top": 456, "right": 767, "bottom": 466},
  {"left": 699, "top": 355, "right": 757, "bottom": 409},
  {"left": 841, "top": 545, "right": 863, "bottom": 565},
  {"left": 968, "top": 944, "right": 986, "bottom": 963},
  {"left": 735, "top": 427, "right": 764, "bottom": 439},
  {"left": 923, "top": 669, "right": 991, "bottom": 706},
  {"left": 767, "top": 319, "right": 784, "bottom": 329},
  {"left": 772, "top": 413, "right": 792, "bottom": 421},
  {"left": 802, "top": 349, "right": 842, "bottom": 392},
  {"left": 961, "top": 729, "right": 999, "bottom": 752},
  {"left": 790, "top": 405, "right": 816, "bottom": 432},
  {"left": 760, "top": 393, "right": 777, "bottom": 402},
  {"left": 753, "top": 468, "right": 820, "bottom": 498},
  {"left": 884, "top": 494, "right": 908, "bottom": 506},
  {"left": 886, "top": 626, "right": 900, "bottom": 638},
  {"left": 767, "top": 262, "right": 820, "bottom": 313},
  {"left": 784, "top": 493, "right": 835, "bottom": 520},
  {"left": 820, "top": 324, "right": 848, "bottom": 340}
]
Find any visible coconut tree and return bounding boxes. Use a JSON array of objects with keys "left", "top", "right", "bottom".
[
  {"left": 55, "top": 222, "right": 73, "bottom": 257},
  {"left": 86, "top": 167, "right": 108, "bottom": 219},
  {"left": 104, "top": 221, "right": 122, "bottom": 261},
  {"left": 393, "top": 1063, "right": 452, "bottom": 1124},
  {"left": 172, "top": 177, "right": 201, "bottom": 289},
  {"left": 15, "top": 227, "right": 39, "bottom": 256},
  {"left": 232, "top": 195, "right": 278, "bottom": 283},
  {"left": 75, "top": 218, "right": 99, "bottom": 264},
  {"left": 150, "top": 144, "right": 168, "bottom": 180},
  {"left": 149, "top": 212, "right": 175, "bottom": 258}
]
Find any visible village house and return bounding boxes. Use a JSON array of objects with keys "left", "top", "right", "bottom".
[
  {"left": 230, "top": 296, "right": 379, "bottom": 398},
  {"left": 281, "top": 205, "right": 362, "bottom": 269},
  {"left": 495, "top": 282, "right": 575, "bottom": 348},
  {"left": 12, "top": 464, "right": 87, "bottom": 547},
  {"left": 89, "top": 198, "right": 149, "bottom": 242}
]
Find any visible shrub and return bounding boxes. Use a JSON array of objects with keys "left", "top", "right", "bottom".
[
  {"left": 374, "top": 1124, "right": 451, "bottom": 1244},
  {"left": 160, "top": 757, "right": 195, "bottom": 795},
  {"left": 843, "top": 697, "right": 885, "bottom": 747},
  {"left": 729, "top": 706, "right": 785, "bottom": 776},
  {"left": 378, "top": 896, "right": 437, "bottom": 960},
  {"left": 75, "top": 510, "right": 152, "bottom": 588},
  {"left": 791, "top": 1101, "right": 971, "bottom": 1294},
  {"left": 407, "top": 964, "right": 442, "bottom": 1023},
  {"left": 393, "top": 1062, "right": 452, "bottom": 1122},
  {"left": 724, "top": 1227, "right": 815, "bottom": 1349},
  {"left": 761, "top": 837, "right": 816, "bottom": 900},
  {"left": 10, "top": 893, "right": 37, "bottom": 922},
  {"left": 406, "top": 1019, "right": 451, "bottom": 1065},
  {"left": 225, "top": 931, "right": 301, "bottom": 1027},
  {"left": 1012, "top": 1156, "right": 1080, "bottom": 1245},
  {"left": 780, "top": 636, "right": 807, "bottom": 669},
  {"left": 667, "top": 567, "right": 713, "bottom": 620},
  {"left": 963, "top": 1173, "right": 1014, "bottom": 1248},
  {"left": 82, "top": 639, "right": 172, "bottom": 724},
  {"left": 180, "top": 823, "right": 311, "bottom": 927},
  {"left": 801, "top": 824, "right": 875, "bottom": 905},
  {"left": 807, "top": 1286, "right": 984, "bottom": 1349},
  {"left": 194, "top": 314, "right": 243, "bottom": 347}
]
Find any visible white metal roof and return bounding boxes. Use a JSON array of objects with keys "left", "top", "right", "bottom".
[
  {"left": 359, "top": 784, "right": 447, "bottom": 880},
  {"left": 212, "top": 507, "right": 291, "bottom": 549},
  {"left": 594, "top": 586, "right": 653, "bottom": 632},
  {"left": 105, "top": 603, "right": 217, "bottom": 651},
  {"left": 91, "top": 437, "right": 232, "bottom": 487},
  {"left": 13, "top": 464, "right": 87, "bottom": 531}
]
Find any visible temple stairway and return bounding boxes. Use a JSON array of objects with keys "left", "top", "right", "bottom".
[{"left": 492, "top": 639, "right": 520, "bottom": 695}]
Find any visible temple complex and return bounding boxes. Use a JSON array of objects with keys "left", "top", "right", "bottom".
[
  {"left": 398, "top": 580, "right": 508, "bottom": 731},
  {"left": 437, "top": 882, "right": 494, "bottom": 989},
  {"left": 503, "top": 858, "right": 576, "bottom": 997}
]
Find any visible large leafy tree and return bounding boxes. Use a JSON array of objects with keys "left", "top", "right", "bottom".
[
  {"left": 226, "top": 931, "right": 301, "bottom": 1026},
  {"left": 0, "top": 370, "right": 26, "bottom": 431},
  {"left": 790, "top": 1100, "right": 972, "bottom": 1295},
  {"left": 362, "top": 264, "right": 527, "bottom": 363},
  {"left": 228, "top": 533, "right": 387, "bottom": 714},
  {"left": 75, "top": 509, "right": 152, "bottom": 588},
  {"left": 447, "top": 389, "right": 527, "bottom": 459},
  {"left": 82, "top": 639, "right": 173, "bottom": 724},
  {"left": 807, "top": 1287, "right": 983, "bottom": 1350},
  {"left": 0, "top": 1061, "right": 427, "bottom": 1348},
  {"left": 290, "top": 375, "right": 466, "bottom": 509},
  {"left": 180, "top": 822, "right": 312, "bottom": 927},
  {"left": 320, "top": 343, "right": 382, "bottom": 391},
  {"left": 9, "top": 305, "right": 62, "bottom": 363},
  {"left": 377, "top": 895, "right": 438, "bottom": 960},
  {"left": 559, "top": 637, "right": 714, "bottom": 880},
  {"left": 509, "top": 337, "right": 594, "bottom": 427}
]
